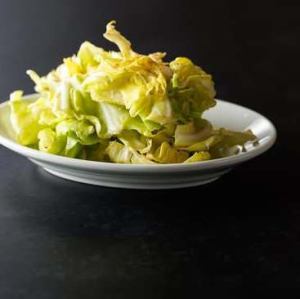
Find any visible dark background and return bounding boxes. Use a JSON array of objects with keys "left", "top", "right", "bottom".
[{"left": 0, "top": 0, "right": 299, "bottom": 298}]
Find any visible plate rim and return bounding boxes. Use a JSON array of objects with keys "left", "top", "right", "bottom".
[{"left": 0, "top": 96, "right": 277, "bottom": 173}]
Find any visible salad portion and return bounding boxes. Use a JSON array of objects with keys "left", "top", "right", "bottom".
[{"left": 9, "top": 21, "right": 256, "bottom": 164}]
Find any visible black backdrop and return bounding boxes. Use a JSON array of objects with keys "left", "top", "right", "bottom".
[
  {"left": 0, "top": 0, "right": 298, "bottom": 162},
  {"left": 0, "top": 0, "right": 299, "bottom": 298}
]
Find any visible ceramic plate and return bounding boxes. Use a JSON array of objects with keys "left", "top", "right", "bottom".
[{"left": 0, "top": 96, "right": 276, "bottom": 189}]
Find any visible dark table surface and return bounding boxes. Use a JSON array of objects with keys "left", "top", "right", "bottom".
[
  {"left": 1, "top": 144, "right": 299, "bottom": 298},
  {"left": 0, "top": 0, "right": 299, "bottom": 298}
]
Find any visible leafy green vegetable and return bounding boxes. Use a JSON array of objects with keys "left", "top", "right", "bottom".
[
  {"left": 8, "top": 21, "right": 256, "bottom": 163},
  {"left": 38, "top": 128, "right": 65, "bottom": 154},
  {"left": 147, "top": 142, "right": 189, "bottom": 164},
  {"left": 169, "top": 57, "right": 216, "bottom": 121},
  {"left": 10, "top": 91, "right": 44, "bottom": 145},
  {"left": 174, "top": 119, "right": 213, "bottom": 147},
  {"left": 184, "top": 151, "right": 211, "bottom": 163}
]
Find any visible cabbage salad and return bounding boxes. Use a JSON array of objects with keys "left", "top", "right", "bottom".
[{"left": 9, "top": 21, "right": 256, "bottom": 164}]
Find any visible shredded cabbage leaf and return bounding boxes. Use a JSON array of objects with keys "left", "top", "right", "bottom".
[{"left": 8, "top": 21, "right": 256, "bottom": 164}]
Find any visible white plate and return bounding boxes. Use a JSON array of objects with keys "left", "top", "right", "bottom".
[{"left": 0, "top": 96, "right": 276, "bottom": 189}]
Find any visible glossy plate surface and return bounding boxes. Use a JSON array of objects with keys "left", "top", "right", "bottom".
[{"left": 0, "top": 96, "right": 276, "bottom": 189}]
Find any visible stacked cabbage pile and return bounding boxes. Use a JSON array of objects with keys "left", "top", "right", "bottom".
[{"left": 9, "top": 21, "right": 255, "bottom": 164}]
